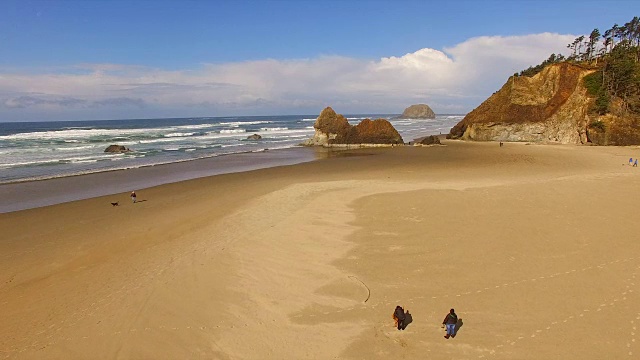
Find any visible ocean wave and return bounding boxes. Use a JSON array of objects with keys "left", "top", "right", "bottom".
[
  {"left": 169, "top": 123, "right": 216, "bottom": 130},
  {"left": 138, "top": 137, "right": 194, "bottom": 144},
  {"left": 164, "top": 132, "right": 196, "bottom": 137},
  {"left": 54, "top": 145, "right": 96, "bottom": 151},
  {"left": 273, "top": 134, "right": 309, "bottom": 139},
  {"left": 259, "top": 127, "right": 288, "bottom": 132},
  {"left": 0, "top": 144, "right": 305, "bottom": 184},
  {"left": 218, "top": 121, "right": 272, "bottom": 127},
  {"left": 0, "top": 153, "right": 121, "bottom": 168},
  {"left": 0, "top": 159, "right": 61, "bottom": 168},
  {"left": 391, "top": 120, "right": 413, "bottom": 125},
  {"left": 62, "top": 126, "right": 95, "bottom": 130},
  {"left": 72, "top": 159, "right": 99, "bottom": 164},
  {"left": 0, "top": 124, "right": 218, "bottom": 141},
  {"left": 0, "top": 127, "right": 154, "bottom": 141},
  {"left": 219, "top": 129, "right": 246, "bottom": 134}
]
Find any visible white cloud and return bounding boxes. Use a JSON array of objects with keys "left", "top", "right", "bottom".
[{"left": 0, "top": 32, "right": 576, "bottom": 120}]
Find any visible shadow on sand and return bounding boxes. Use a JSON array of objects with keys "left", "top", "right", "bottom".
[
  {"left": 451, "top": 318, "right": 464, "bottom": 338},
  {"left": 401, "top": 311, "right": 413, "bottom": 330}
]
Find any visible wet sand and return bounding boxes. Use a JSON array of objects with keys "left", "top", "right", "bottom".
[
  {"left": 1, "top": 140, "right": 639, "bottom": 359},
  {"left": 0, "top": 147, "right": 322, "bottom": 213}
]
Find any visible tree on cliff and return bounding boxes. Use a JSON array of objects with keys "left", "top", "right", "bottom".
[
  {"left": 586, "top": 29, "right": 600, "bottom": 62},
  {"left": 521, "top": 16, "right": 640, "bottom": 115}
]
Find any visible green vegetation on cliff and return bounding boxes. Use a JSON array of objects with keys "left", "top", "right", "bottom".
[
  {"left": 450, "top": 16, "right": 640, "bottom": 146},
  {"left": 520, "top": 16, "right": 640, "bottom": 117}
]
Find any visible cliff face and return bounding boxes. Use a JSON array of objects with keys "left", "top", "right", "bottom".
[{"left": 449, "top": 63, "right": 594, "bottom": 144}]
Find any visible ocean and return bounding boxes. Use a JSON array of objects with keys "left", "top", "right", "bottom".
[{"left": 0, "top": 114, "right": 463, "bottom": 184}]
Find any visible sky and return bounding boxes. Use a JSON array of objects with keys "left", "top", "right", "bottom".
[{"left": 1, "top": 0, "right": 639, "bottom": 122}]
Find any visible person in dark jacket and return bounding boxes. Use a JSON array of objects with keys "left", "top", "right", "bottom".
[
  {"left": 393, "top": 305, "right": 406, "bottom": 330},
  {"left": 442, "top": 308, "right": 458, "bottom": 339}
]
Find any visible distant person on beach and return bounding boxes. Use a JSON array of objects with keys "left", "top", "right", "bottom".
[
  {"left": 630, "top": 158, "right": 634, "bottom": 166},
  {"left": 131, "top": 191, "right": 137, "bottom": 203},
  {"left": 442, "top": 308, "right": 458, "bottom": 339},
  {"left": 635, "top": 159, "right": 638, "bottom": 167},
  {"left": 500, "top": 142, "right": 503, "bottom": 147},
  {"left": 393, "top": 305, "right": 406, "bottom": 330}
]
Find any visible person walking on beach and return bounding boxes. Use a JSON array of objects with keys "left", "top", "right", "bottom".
[
  {"left": 442, "top": 308, "right": 458, "bottom": 339},
  {"left": 634, "top": 159, "right": 638, "bottom": 167},
  {"left": 130, "top": 191, "right": 137, "bottom": 203},
  {"left": 630, "top": 158, "right": 634, "bottom": 166}
]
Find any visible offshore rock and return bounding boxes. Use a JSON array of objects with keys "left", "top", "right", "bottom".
[
  {"left": 247, "top": 134, "right": 262, "bottom": 140},
  {"left": 398, "top": 104, "right": 436, "bottom": 119},
  {"left": 104, "top": 145, "right": 131, "bottom": 153},
  {"left": 417, "top": 135, "right": 441, "bottom": 145},
  {"left": 302, "top": 107, "right": 404, "bottom": 146}
]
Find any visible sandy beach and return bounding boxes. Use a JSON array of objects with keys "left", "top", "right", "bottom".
[{"left": 1, "top": 140, "right": 640, "bottom": 359}]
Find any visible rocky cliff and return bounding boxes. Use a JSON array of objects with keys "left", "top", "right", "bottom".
[
  {"left": 302, "top": 107, "right": 404, "bottom": 146},
  {"left": 398, "top": 104, "right": 436, "bottom": 119},
  {"left": 449, "top": 63, "right": 594, "bottom": 144},
  {"left": 449, "top": 62, "right": 640, "bottom": 145}
]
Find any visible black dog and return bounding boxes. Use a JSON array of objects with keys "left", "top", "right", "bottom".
[
  {"left": 393, "top": 305, "right": 406, "bottom": 330},
  {"left": 110, "top": 202, "right": 119, "bottom": 206}
]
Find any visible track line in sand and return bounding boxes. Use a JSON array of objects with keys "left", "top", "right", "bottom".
[
  {"left": 336, "top": 254, "right": 640, "bottom": 359},
  {"left": 281, "top": 255, "right": 640, "bottom": 360},
  {"left": 626, "top": 311, "right": 640, "bottom": 357},
  {"left": 382, "top": 255, "right": 640, "bottom": 306},
  {"left": 1, "top": 235, "right": 233, "bottom": 357},
  {"left": 481, "top": 262, "right": 640, "bottom": 358}
]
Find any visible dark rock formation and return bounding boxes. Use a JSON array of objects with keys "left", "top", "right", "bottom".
[
  {"left": 398, "top": 104, "right": 436, "bottom": 119},
  {"left": 247, "top": 134, "right": 262, "bottom": 140},
  {"left": 302, "top": 107, "right": 403, "bottom": 146},
  {"left": 418, "top": 135, "right": 441, "bottom": 145},
  {"left": 104, "top": 145, "right": 131, "bottom": 153}
]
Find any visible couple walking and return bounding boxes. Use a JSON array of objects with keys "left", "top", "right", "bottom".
[{"left": 392, "top": 306, "right": 460, "bottom": 339}]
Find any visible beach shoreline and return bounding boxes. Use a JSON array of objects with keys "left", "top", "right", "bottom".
[
  {"left": 0, "top": 146, "right": 326, "bottom": 213},
  {"left": 2, "top": 140, "right": 640, "bottom": 359}
]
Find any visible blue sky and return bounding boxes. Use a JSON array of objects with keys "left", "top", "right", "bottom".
[{"left": 1, "top": 0, "right": 639, "bottom": 121}]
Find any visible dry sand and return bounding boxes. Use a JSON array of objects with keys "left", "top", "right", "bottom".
[{"left": 1, "top": 140, "right": 640, "bottom": 359}]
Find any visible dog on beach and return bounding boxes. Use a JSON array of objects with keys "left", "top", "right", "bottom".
[
  {"left": 110, "top": 202, "right": 119, "bottom": 206},
  {"left": 393, "top": 305, "right": 406, "bottom": 330}
]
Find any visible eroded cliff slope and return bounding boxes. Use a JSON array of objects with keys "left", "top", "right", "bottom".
[
  {"left": 449, "top": 63, "right": 593, "bottom": 144},
  {"left": 449, "top": 62, "right": 640, "bottom": 145}
]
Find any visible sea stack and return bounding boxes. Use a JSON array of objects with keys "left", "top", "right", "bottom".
[
  {"left": 398, "top": 104, "right": 436, "bottom": 119},
  {"left": 104, "top": 145, "right": 131, "bottom": 153},
  {"left": 302, "top": 107, "right": 404, "bottom": 146}
]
